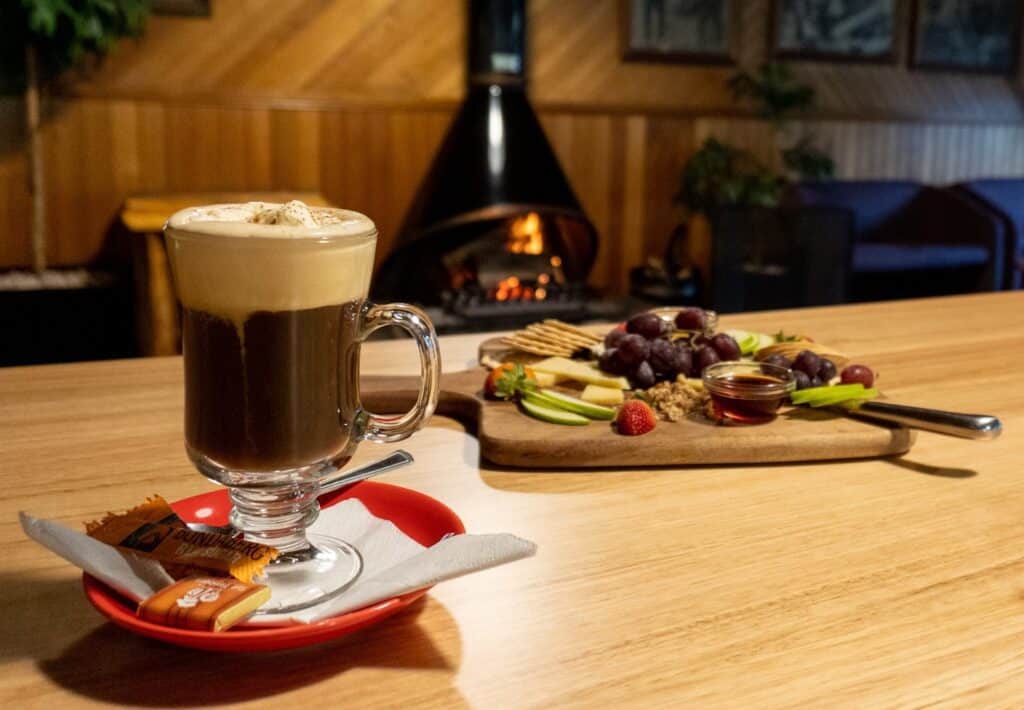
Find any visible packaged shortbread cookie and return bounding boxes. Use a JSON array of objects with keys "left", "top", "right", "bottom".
[{"left": 85, "top": 495, "right": 277, "bottom": 583}]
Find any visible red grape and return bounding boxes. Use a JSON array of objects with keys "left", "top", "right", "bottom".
[
  {"left": 791, "top": 370, "right": 811, "bottom": 390},
  {"left": 694, "top": 345, "right": 721, "bottom": 374},
  {"left": 710, "top": 333, "right": 741, "bottom": 361},
  {"left": 648, "top": 338, "right": 678, "bottom": 376},
  {"left": 818, "top": 358, "right": 837, "bottom": 382},
  {"left": 617, "top": 334, "right": 650, "bottom": 366},
  {"left": 598, "top": 348, "right": 627, "bottom": 375},
  {"left": 673, "top": 342, "right": 694, "bottom": 378},
  {"left": 674, "top": 307, "right": 707, "bottom": 331},
  {"left": 604, "top": 329, "right": 627, "bottom": 349},
  {"left": 762, "top": 353, "right": 792, "bottom": 369},
  {"left": 840, "top": 364, "right": 874, "bottom": 387},
  {"left": 690, "top": 333, "right": 710, "bottom": 348},
  {"left": 792, "top": 350, "right": 822, "bottom": 377},
  {"left": 627, "top": 312, "right": 668, "bottom": 339},
  {"left": 632, "top": 360, "right": 656, "bottom": 388}
]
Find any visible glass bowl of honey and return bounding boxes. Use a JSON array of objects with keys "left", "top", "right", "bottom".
[{"left": 702, "top": 361, "right": 795, "bottom": 424}]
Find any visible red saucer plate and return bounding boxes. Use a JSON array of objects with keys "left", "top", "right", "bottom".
[{"left": 82, "top": 481, "right": 464, "bottom": 652}]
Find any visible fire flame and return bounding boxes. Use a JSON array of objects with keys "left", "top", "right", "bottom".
[
  {"left": 507, "top": 212, "right": 544, "bottom": 255},
  {"left": 493, "top": 274, "right": 549, "bottom": 302},
  {"left": 485, "top": 212, "right": 559, "bottom": 302}
]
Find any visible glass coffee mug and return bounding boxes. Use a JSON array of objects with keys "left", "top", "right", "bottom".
[{"left": 164, "top": 202, "right": 440, "bottom": 613}]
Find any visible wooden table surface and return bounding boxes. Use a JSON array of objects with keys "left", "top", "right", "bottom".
[{"left": 3, "top": 292, "right": 1022, "bottom": 708}]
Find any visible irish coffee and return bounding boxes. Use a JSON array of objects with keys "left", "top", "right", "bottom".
[
  {"left": 164, "top": 200, "right": 440, "bottom": 612},
  {"left": 166, "top": 201, "right": 376, "bottom": 474}
]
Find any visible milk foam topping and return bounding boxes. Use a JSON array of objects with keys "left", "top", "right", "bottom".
[
  {"left": 167, "top": 201, "right": 374, "bottom": 237},
  {"left": 165, "top": 202, "right": 377, "bottom": 319}
]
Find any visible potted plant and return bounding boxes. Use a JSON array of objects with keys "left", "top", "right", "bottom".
[
  {"left": 0, "top": 1, "right": 150, "bottom": 363},
  {"left": 1, "top": 0, "right": 149, "bottom": 275},
  {"left": 673, "top": 63, "right": 835, "bottom": 287}
]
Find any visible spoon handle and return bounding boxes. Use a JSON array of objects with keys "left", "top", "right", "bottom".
[
  {"left": 319, "top": 449, "right": 414, "bottom": 495},
  {"left": 847, "top": 400, "right": 1002, "bottom": 440}
]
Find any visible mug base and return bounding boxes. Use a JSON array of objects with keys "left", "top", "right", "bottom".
[{"left": 251, "top": 534, "right": 363, "bottom": 615}]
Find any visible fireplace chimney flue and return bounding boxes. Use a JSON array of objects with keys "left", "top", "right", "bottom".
[
  {"left": 373, "top": 0, "right": 598, "bottom": 329},
  {"left": 469, "top": 0, "right": 526, "bottom": 85}
]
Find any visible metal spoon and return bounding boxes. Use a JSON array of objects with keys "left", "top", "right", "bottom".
[{"left": 185, "top": 450, "right": 414, "bottom": 535}]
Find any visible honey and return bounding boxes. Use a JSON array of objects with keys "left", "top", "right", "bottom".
[{"left": 702, "top": 362, "right": 795, "bottom": 425}]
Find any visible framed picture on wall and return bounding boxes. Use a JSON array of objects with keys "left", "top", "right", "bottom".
[
  {"left": 772, "top": 0, "right": 897, "bottom": 62},
  {"left": 620, "top": 0, "right": 733, "bottom": 64},
  {"left": 152, "top": 0, "right": 211, "bottom": 16},
  {"left": 910, "top": 0, "right": 1021, "bottom": 75}
]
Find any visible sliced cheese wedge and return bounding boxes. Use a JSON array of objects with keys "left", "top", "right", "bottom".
[
  {"left": 530, "top": 357, "right": 629, "bottom": 389},
  {"left": 533, "top": 371, "right": 561, "bottom": 388},
  {"left": 581, "top": 384, "right": 624, "bottom": 406}
]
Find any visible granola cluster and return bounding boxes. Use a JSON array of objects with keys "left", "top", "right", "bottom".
[{"left": 643, "top": 377, "right": 712, "bottom": 422}]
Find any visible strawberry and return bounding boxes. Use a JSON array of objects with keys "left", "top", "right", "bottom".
[
  {"left": 615, "top": 399, "right": 657, "bottom": 436},
  {"left": 484, "top": 363, "right": 537, "bottom": 400}
]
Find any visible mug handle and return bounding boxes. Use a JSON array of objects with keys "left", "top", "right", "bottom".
[{"left": 356, "top": 302, "right": 441, "bottom": 443}]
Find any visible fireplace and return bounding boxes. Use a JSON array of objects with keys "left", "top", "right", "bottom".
[{"left": 373, "top": 0, "right": 601, "bottom": 331}]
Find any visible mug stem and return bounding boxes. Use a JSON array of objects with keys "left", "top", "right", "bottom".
[{"left": 229, "top": 482, "right": 320, "bottom": 554}]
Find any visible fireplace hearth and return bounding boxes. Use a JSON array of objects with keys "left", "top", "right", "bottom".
[{"left": 373, "top": 0, "right": 600, "bottom": 331}]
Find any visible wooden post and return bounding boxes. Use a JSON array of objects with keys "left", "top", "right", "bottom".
[{"left": 25, "top": 45, "right": 46, "bottom": 273}]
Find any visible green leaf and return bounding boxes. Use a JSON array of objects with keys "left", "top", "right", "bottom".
[
  {"left": 2, "top": 0, "right": 151, "bottom": 90},
  {"left": 26, "top": 1, "right": 58, "bottom": 36},
  {"left": 494, "top": 363, "right": 538, "bottom": 401},
  {"left": 729, "top": 62, "right": 815, "bottom": 126},
  {"left": 677, "top": 138, "right": 782, "bottom": 213},
  {"left": 782, "top": 136, "right": 836, "bottom": 182}
]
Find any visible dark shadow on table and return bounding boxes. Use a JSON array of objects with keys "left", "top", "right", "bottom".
[
  {"left": 477, "top": 457, "right": 862, "bottom": 495},
  {"left": 880, "top": 456, "right": 977, "bottom": 479},
  {"left": 32, "top": 595, "right": 466, "bottom": 707},
  {"left": 477, "top": 451, "right": 978, "bottom": 494},
  {"left": 0, "top": 574, "right": 101, "bottom": 663}
]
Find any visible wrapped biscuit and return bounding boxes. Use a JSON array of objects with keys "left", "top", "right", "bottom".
[
  {"left": 86, "top": 496, "right": 277, "bottom": 583},
  {"left": 139, "top": 577, "right": 270, "bottom": 631},
  {"left": 85, "top": 495, "right": 185, "bottom": 531}
]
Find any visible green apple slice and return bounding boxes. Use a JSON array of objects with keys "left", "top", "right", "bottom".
[
  {"left": 520, "top": 397, "right": 590, "bottom": 425},
  {"left": 739, "top": 334, "right": 760, "bottom": 356},
  {"left": 790, "top": 384, "right": 865, "bottom": 405},
  {"left": 724, "top": 329, "right": 774, "bottom": 356},
  {"left": 807, "top": 388, "right": 879, "bottom": 408},
  {"left": 533, "top": 389, "right": 616, "bottom": 420},
  {"left": 754, "top": 332, "right": 777, "bottom": 352}
]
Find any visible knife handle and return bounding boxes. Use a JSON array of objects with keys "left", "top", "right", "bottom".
[{"left": 851, "top": 400, "right": 1002, "bottom": 440}]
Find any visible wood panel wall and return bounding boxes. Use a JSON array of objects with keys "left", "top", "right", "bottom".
[
  {"left": 68, "top": 0, "right": 1024, "bottom": 122},
  {"left": 2, "top": 0, "right": 1023, "bottom": 292},
  {"left": 3, "top": 99, "right": 1023, "bottom": 292}
]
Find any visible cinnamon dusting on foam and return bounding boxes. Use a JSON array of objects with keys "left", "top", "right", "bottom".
[
  {"left": 167, "top": 200, "right": 371, "bottom": 236},
  {"left": 164, "top": 201, "right": 377, "bottom": 329}
]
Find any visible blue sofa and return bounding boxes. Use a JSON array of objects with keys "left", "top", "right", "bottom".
[
  {"left": 953, "top": 179, "right": 1024, "bottom": 290},
  {"left": 794, "top": 181, "right": 1007, "bottom": 300}
]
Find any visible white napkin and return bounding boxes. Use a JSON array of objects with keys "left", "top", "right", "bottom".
[{"left": 20, "top": 499, "right": 536, "bottom": 625}]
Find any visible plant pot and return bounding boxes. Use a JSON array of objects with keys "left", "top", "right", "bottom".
[{"left": 0, "top": 269, "right": 136, "bottom": 366}]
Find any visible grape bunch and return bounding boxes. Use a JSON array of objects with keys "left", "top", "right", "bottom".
[
  {"left": 599, "top": 309, "right": 740, "bottom": 389},
  {"left": 762, "top": 350, "right": 874, "bottom": 390}
]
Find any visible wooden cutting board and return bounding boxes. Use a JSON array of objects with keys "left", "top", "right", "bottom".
[{"left": 361, "top": 361, "right": 916, "bottom": 469}]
